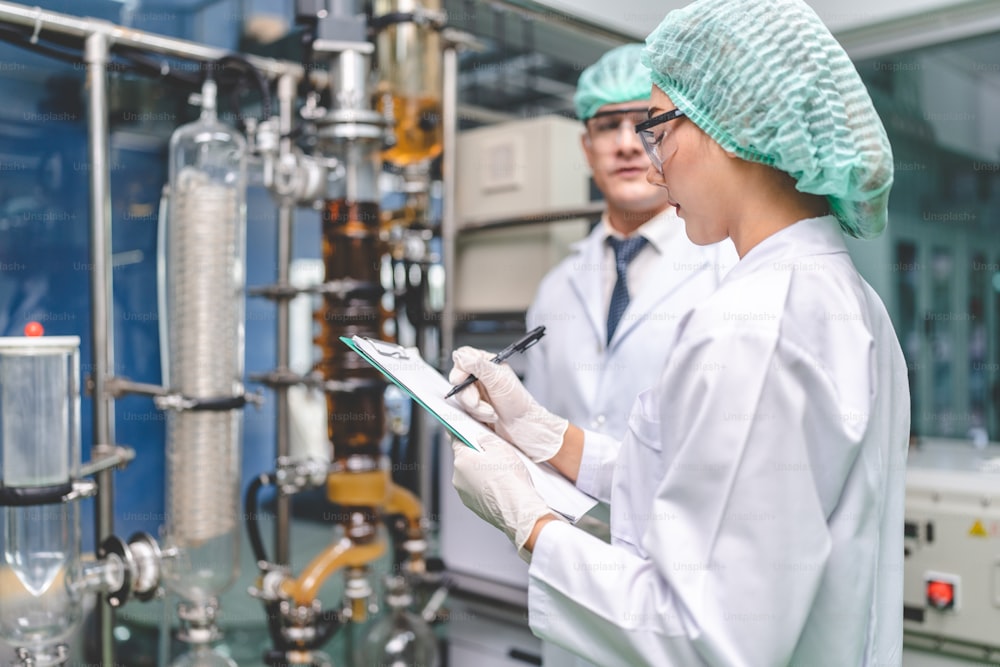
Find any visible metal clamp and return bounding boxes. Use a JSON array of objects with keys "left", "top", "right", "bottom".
[
  {"left": 369, "top": 8, "right": 448, "bottom": 32},
  {"left": 249, "top": 369, "right": 310, "bottom": 389},
  {"left": 154, "top": 391, "right": 264, "bottom": 412},
  {"left": 248, "top": 563, "right": 291, "bottom": 602},
  {"left": 0, "top": 479, "right": 95, "bottom": 507},
  {"left": 29, "top": 6, "right": 43, "bottom": 44},
  {"left": 97, "top": 532, "right": 163, "bottom": 608},
  {"left": 64, "top": 479, "right": 98, "bottom": 502},
  {"left": 274, "top": 456, "right": 328, "bottom": 496},
  {"left": 15, "top": 644, "right": 68, "bottom": 667},
  {"left": 176, "top": 599, "right": 223, "bottom": 645},
  {"left": 80, "top": 446, "right": 136, "bottom": 477}
]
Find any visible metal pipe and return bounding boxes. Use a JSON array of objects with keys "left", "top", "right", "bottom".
[
  {"left": 456, "top": 202, "right": 606, "bottom": 232},
  {"left": 834, "top": 0, "right": 1000, "bottom": 59},
  {"left": 105, "top": 377, "right": 168, "bottom": 397},
  {"left": 456, "top": 0, "right": 636, "bottom": 45},
  {"left": 80, "top": 446, "right": 136, "bottom": 478},
  {"left": 0, "top": 0, "right": 303, "bottom": 79},
  {"left": 274, "top": 73, "right": 296, "bottom": 566},
  {"left": 425, "top": 45, "right": 460, "bottom": 515},
  {"left": 440, "top": 44, "right": 458, "bottom": 363},
  {"left": 456, "top": 103, "right": 518, "bottom": 125},
  {"left": 84, "top": 29, "right": 116, "bottom": 667}
]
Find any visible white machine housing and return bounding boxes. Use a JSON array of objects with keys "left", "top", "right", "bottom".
[
  {"left": 453, "top": 114, "right": 593, "bottom": 313},
  {"left": 903, "top": 440, "right": 1000, "bottom": 661}
]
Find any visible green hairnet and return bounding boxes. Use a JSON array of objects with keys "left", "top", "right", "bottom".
[
  {"left": 574, "top": 44, "right": 652, "bottom": 121},
  {"left": 642, "top": 0, "right": 893, "bottom": 239}
]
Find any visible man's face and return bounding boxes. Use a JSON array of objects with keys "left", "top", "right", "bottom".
[{"left": 581, "top": 101, "right": 672, "bottom": 214}]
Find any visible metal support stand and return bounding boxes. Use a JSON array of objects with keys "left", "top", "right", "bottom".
[
  {"left": 14, "top": 645, "right": 70, "bottom": 667},
  {"left": 83, "top": 29, "right": 117, "bottom": 667},
  {"left": 173, "top": 599, "right": 236, "bottom": 667},
  {"left": 440, "top": 44, "right": 458, "bottom": 364},
  {"left": 274, "top": 72, "right": 297, "bottom": 566},
  {"left": 0, "top": 4, "right": 304, "bottom": 666}
]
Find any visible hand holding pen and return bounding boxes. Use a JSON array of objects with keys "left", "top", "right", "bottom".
[
  {"left": 447, "top": 327, "right": 568, "bottom": 462},
  {"left": 445, "top": 326, "right": 546, "bottom": 399}
]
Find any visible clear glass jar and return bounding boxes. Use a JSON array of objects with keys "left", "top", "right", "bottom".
[
  {"left": 0, "top": 336, "right": 83, "bottom": 661},
  {"left": 361, "top": 576, "right": 440, "bottom": 667}
]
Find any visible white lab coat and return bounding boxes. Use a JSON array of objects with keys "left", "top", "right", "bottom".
[
  {"left": 525, "top": 208, "right": 735, "bottom": 438},
  {"left": 527, "top": 216, "right": 911, "bottom": 667},
  {"left": 525, "top": 208, "right": 735, "bottom": 667},
  {"left": 438, "top": 210, "right": 734, "bottom": 630}
]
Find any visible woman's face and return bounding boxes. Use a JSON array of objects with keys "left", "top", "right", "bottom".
[{"left": 645, "top": 87, "right": 732, "bottom": 246}]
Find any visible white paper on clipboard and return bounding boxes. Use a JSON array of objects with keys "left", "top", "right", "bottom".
[{"left": 342, "top": 336, "right": 598, "bottom": 523}]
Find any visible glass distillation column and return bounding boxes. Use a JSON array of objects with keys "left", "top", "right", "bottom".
[
  {"left": 314, "top": 37, "right": 393, "bottom": 628},
  {"left": 0, "top": 336, "right": 84, "bottom": 667},
  {"left": 160, "top": 77, "right": 247, "bottom": 667},
  {"left": 372, "top": 0, "right": 446, "bottom": 353},
  {"left": 254, "top": 5, "right": 439, "bottom": 657}
]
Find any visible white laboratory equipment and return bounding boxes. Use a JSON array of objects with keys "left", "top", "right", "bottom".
[
  {"left": 902, "top": 440, "right": 1000, "bottom": 663},
  {"left": 453, "top": 114, "right": 595, "bottom": 314}
]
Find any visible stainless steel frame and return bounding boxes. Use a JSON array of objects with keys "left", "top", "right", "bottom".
[
  {"left": 0, "top": 3, "right": 304, "bottom": 663},
  {"left": 274, "top": 73, "right": 297, "bottom": 566},
  {"left": 0, "top": 1, "right": 303, "bottom": 78}
]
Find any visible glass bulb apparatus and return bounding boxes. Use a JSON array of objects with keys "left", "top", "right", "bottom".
[
  {"left": 360, "top": 576, "right": 439, "bottom": 667},
  {"left": 373, "top": 0, "right": 444, "bottom": 167},
  {"left": 0, "top": 336, "right": 83, "bottom": 666},
  {"left": 159, "top": 77, "right": 247, "bottom": 666}
]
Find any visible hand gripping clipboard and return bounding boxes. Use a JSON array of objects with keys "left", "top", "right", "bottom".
[{"left": 340, "top": 336, "right": 599, "bottom": 523}]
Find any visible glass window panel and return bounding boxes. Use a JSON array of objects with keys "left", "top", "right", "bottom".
[
  {"left": 858, "top": 34, "right": 1000, "bottom": 443},
  {"left": 896, "top": 241, "right": 920, "bottom": 432},
  {"left": 969, "top": 253, "right": 989, "bottom": 445},
  {"left": 992, "top": 258, "right": 1000, "bottom": 439},
  {"left": 968, "top": 252, "right": 991, "bottom": 445},
  {"left": 928, "top": 247, "right": 955, "bottom": 436}
]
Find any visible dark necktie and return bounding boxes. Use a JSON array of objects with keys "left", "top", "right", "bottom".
[{"left": 606, "top": 235, "right": 648, "bottom": 345}]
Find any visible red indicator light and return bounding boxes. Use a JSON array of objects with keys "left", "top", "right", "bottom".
[{"left": 926, "top": 580, "right": 955, "bottom": 610}]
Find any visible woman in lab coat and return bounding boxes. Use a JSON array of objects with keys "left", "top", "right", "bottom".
[{"left": 447, "top": 0, "right": 911, "bottom": 665}]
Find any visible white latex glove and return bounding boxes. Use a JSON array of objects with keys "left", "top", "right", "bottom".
[
  {"left": 451, "top": 433, "right": 560, "bottom": 562},
  {"left": 449, "top": 346, "right": 569, "bottom": 462}
]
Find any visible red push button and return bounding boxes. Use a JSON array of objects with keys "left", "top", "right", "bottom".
[{"left": 926, "top": 580, "right": 955, "bottom": 610}]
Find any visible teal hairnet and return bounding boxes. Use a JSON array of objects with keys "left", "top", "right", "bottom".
[
  {"left": 642, "top": 0, "right": 893, "bottom": 239},
  {"left": 574, "top": 44, "right": 652, "bottom": 121}
]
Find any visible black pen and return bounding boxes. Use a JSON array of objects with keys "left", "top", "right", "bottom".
[{"left": 444, "top": 326, "right": 546, "bottom": 399}]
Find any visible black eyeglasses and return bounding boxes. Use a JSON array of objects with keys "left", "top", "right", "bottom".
[{"left": 635, "top": 108, "right": 685, "bottom": 171}]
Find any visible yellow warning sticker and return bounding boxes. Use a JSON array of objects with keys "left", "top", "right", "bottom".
[{"left": 969, "top": 520, "right": 988, "bottom": 537}]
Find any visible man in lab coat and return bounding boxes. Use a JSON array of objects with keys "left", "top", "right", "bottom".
[
  {"left": 522, "top": 44, "right": 735, "bottom": 667},
  {"left": 524, "top": 44, "right": 734, "bottom": 442}
]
